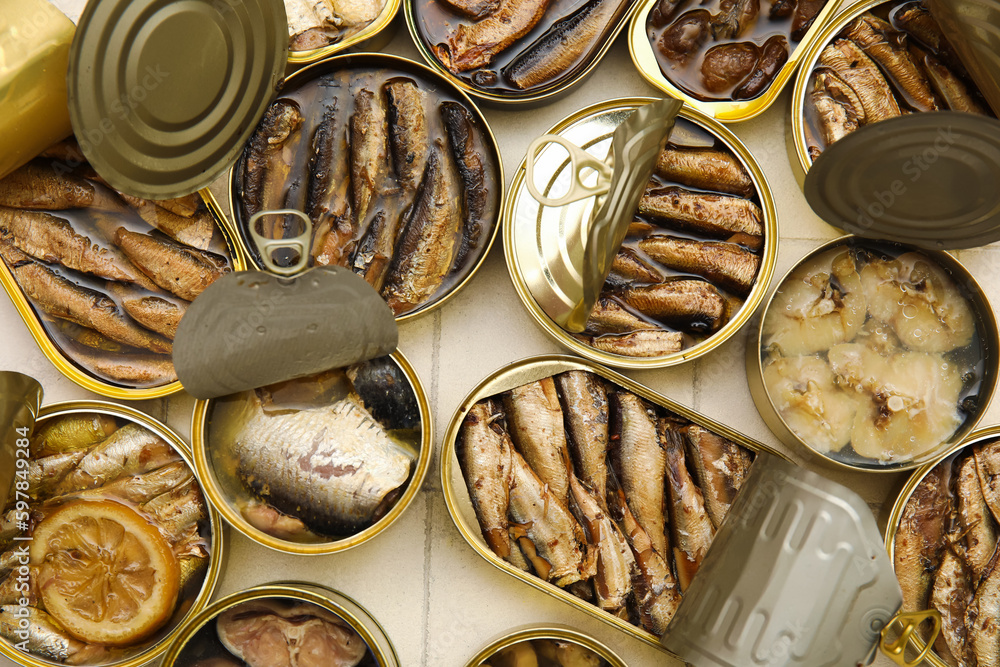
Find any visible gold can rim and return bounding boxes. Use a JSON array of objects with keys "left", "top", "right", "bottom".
[
  {"left": 0, "top": 400, "right": 224, "bottom": 667},
  {"left": 627, "top": 0, "right": 841, "bottom": 122},
  {"left": 440, "top": 352, "right": 786, "bottom": 652},
  {"left": 0, "top": 188, "right": 246, "bottom": 400},
  {"left": 226, "top": 51, "right": 505, "bottom": 323},
  {"left": 286, "top": 0, "right": 402, "bottom": 65},
  {"left": 464, "top": 625, "right": 628, "bottom": 667},
  {"left": 747, "top": 234, "right": 1000, "bottom": 473},
  {"left": 503, "top": 97, "right": 779, "bottom": 369},
  {"left": 159, "top": 582, "right": 399, "bottom": 666},
  {"left": 191, "top": 348, "right": 433, "bottom": 555}
]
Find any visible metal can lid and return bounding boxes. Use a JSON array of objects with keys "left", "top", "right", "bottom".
[
  {"left": 67, "top": 0, "right": 288, "bottom": 199},
  {"left": 803, "top": 111, "right": 1000, "bottom": 250},
  {"left": 927, "top": 0, "right": 1000, "bottom": 116},
  {"left": 0, "top": 372, "right": 42, "bottom": 502}
]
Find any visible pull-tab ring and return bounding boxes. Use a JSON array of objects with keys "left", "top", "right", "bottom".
[
  {"left": 879, "top": 610, "right": 942, "bottom": 667},
  {"left": 525, "top": 134, "right": 613, "bottom": 207},
  {"left": 248, "top": 209, "right": 313, "bottom": 277}
]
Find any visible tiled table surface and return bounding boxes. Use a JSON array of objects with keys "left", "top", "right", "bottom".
[{"left": 6, "top": 2, "right": 999, "bottom": 665}]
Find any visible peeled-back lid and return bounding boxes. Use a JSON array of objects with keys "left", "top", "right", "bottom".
[
  {"left": 927, "top": 0, "right": 1000, "bottom": 116},
  {"left": 0, "top": 372, "right": 42, "bottom": 501},
  {"left": 662, "top": 455, "right": 902, "bottom": 667},
  {"left": 67, "top": 0, "right": 288, "bottom": 199}
]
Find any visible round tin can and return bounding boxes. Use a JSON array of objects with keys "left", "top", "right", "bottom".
[
  {"left": 442, "top": 353, "right": 783, "bottom": 651},
  {"left": 405, "top": 0, "right": 642, "bottom": 106},
  {"left": 504, "top": 97, "right": 778, "bottom": 369},
  {"left": 628, "top": 0, "right": 840, "bottom": 122},
  {"left": 228, "top": 52, "right": 504, "bottom": 322},
  {"left": 191, "top": 350, "right": 432, "bottom": 555},
  {"left": 160, "top": 582, "right": 399, "bottom": 666},
  {"left": 746, "top": 235, "right": 999, "bottom": 472},
  {"left": 465, "top": 626, "right": 627, "bottom": 666},
  {"left": 287, "top": 0, "right": 401, "bottom": 66},
  {"left": 0, "top": 400, "right": 223, "bottom": 667},
  {"left": 883, "top": 424, "right": 1000, "bottom": 667}
]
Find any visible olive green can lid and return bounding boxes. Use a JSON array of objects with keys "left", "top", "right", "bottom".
[
  {"left": 804, "top": 111, "right": 1000, "bottom": 250},
  {"left": 67, "top": 0, "right": 288, "bottom": 199}
]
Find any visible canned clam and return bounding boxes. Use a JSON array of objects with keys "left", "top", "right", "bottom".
[
  {"left": 466, "top": 627, "right": 626, "bottom": 667},
  {"left": 161, "top": 582, "right": 399, "bottom": 666},
  {"left": 747, "top": 236, "right": 998, "bottom": 472},
  {"left": 0, "top": 401, "right": 222, "bottom": 667},
  {"left": 286, "top": 0, "right": 401, "bottom": 65}
]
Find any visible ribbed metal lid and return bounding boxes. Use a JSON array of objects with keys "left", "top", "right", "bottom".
[
  {"left": 67, "top": 0, "right": 288, "bottom": 199},
  {"left": 804, "top": 111, "right": 1000, "bottom": 250}
]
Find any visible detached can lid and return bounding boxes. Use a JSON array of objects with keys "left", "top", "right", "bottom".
[
  {"left": 67, "top": 0, "right": 288, "bottom": 199},
  {"left": 804, "top": 111, "right": 1000, "bottom": 250},
  {"left": 0, "top": 372, "right": 42, "bottom": 502}
]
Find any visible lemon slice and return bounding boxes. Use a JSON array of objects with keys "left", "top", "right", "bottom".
[{"left": 30, "top": 499, "right": 181, "bottom": 646}]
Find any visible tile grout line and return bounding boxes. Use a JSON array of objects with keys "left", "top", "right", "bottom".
[{"left": 421, "top": 311, "right": 442, "bottom": 665}]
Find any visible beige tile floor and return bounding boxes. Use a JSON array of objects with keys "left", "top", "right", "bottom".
[{"left": 4, "top": 1, "right": 996, "bottom": 664}]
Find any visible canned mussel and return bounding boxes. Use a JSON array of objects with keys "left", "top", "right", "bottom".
[
  {"left": 442, "top": 354, "right": 782, "bottom": 648},
  {"left": 406, "top": 0, "right": 640, "bottom": 103},
  {"left": 748, "top": 236, "right": 998, "bottom": 472},
  {"left": 629, "top": 0, "right": 839, "bottom": 121},
  {"left": 0, "top": 139, "right": 243, "bottom": 399},
  {"left": 162, "top": 583, "right": 398, "bottom": 666},
  {"left": 467, "top": 627, "right": 626, "bottom": 667},
  {"left": 507, "top": 99, "right": 776, "bottom": 367},
  {"left": 231, "top": 53, "right": 503, "bottom": 320},
  {"left": 285, "top": 0, "right": 400, "bottom": 64},
  {"left": 0, "top": 402, "right": 221, "bottom": 667},
  {"left": 886, "top": 426, "right": 1000, "bottom": 667},
  {"left": 192, "top": 352, "right": 431, "bottom": 555},
  {"left": 792, "top": 0, "right": 996, "bottom": 174}
]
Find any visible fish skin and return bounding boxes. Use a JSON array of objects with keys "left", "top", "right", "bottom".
[
  {"left": 810, "top": 71, "right": 864, "bottom": 149},
  {"left": 457, "top": 400, "right": 515, "bottom": 560},
  {"left": 63, "top": 344, "right": 178, "bottom": 385},
  {"left": 432, "top": 0, "right": 553, "bottom": 73},
  {"left": 654, "top": 145, "right": 754, "bottom": 197},
  {"left": 233, "top": 391, "right": 412, "bottom": 535},
  {"left": 241, "top": 100, "right": 304, "bottom": 228},
  {"left": 0, "top": 162, "right": 117, "bottom": 211},
  {"left": 734, "top": 35, "right": 788, "bottom": 100},
  {"left": 931, "top": 540, "right": 975, "bottom": 667},
  {"left": 114, "top": 228, "right": 228, "bottom": 301},
  {"left": 894, "top": 463, "right": 951, "bottom": 614},
  {"left": 661, "top": 420, "right": 715, "bottom": 591},
  {"left": 507, "top": 447, "right": 594, "bottom": 586},
  {"left": 639, "top": 235, "right": 760, "bottom": 295},
  {"left": 141, "top": 478, "right": 206, "bottom": 543},
  {"left": 501, "top": 0, "right": 633, "bottom": 90},
  {"left": 0, "top": 207, "right": 159, "bottom": 290},
  {"left": 586, "top": 295, "right": 658, "bottom": 334},
  {"left": 52, "top": 461, "right": 194, "bottom": 506},
  {"left": 556, "top": 371, "right": 610, "bottom": 510},
  {"left": 54, "top": 424, "right": 180, "bottom": 494},
  {"left": 711, "top": 0, "right": 759, "bottom": 39},
  {"left": 118, "top": 193, "right": 216, "bottom": 250},
  {"left": 611, "top": 391, "right": 668, "bottom": 558},
  {"left": 437, "top": 0, "right": 500, "bottom": 19},
  {"left": 382, "top": 146, "right": 462, "bottom": 314},
  {"left": 106, "top": 282, "right": 186, "bottom": 339},
  {"left": 970, "top": 560, "right": 1000, "bottom": 667},
  {"left": 28, "top": 450, "right": 89, "bottom": 499},
  {"left": 818, "top": 39, "right": 901, "bottom": 123},
  {"left": 586, "top": 330, "right": 684, "bottom": 357},
  {"left": 153, "top": 194, "right": 201, "bottom": 218},
  {"left": 790, "top": 0, "right": 824, "bottom": 41},
  {"left": 977, "top": 442, "right": 1000, "bottom": 524},
  {"left": 847, "top": 14, "right": 938, "bottom": 112},
  {"left": 924, "top": 53, "right": 988, "bottom": 115},
  {"left": 894, "top": 3, "right": 967, "bottom": 77},
  {"left": 39, "top": 139, "right": 87, "bottom": 165},
  {"left": 610, "top": 247, "right": 663, "bottom": 285},
  {"left": 0, "top": 606, "right": 110, "bottom": 664},
  {"left": 1, "top": 248, "right": 173, "bottom": 354},
  {"left": 386, "top": 79, "right": 430, "bottom": 193},
  {"left": 568, "top": 473, "right": 634, "bottom": 611},
  {"left": 441, "top": 102, "right": 488, "bottom": 271},
  {"left": 353, "top": 210, "right": 400, "bottom": 291},
  {"left": 684, "top": 425, "right": 752, "bottom": 529},
  {"left": 957, "top": 456, "right": 997, "bottom": 584},
  {"left": 307, "top": 101, "right": 356, "bottom": 268},
  {"left": 639, "top": 185, "right": 763, "bottom": 238},
  {"left": 350, "top": 87, "right": 390, "bottom": 228},
  {"left": 32, "top": 413, "right": 117, "bottom": 457},
  {"left": 617, "top": 280, "right": 727, "bottom": 333},
  {"left": 503, "top": 378, "right": 572, "bottom": 505}
]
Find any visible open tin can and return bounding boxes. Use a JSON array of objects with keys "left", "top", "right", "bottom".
[
  {"left": 0, "top": 393, "right": 223, "bottom": 667},
  {"left": 286, "top": 0, "right": 401, "bottom": 65},
  {"left": 747, "top": 235, "right": 999, "bottom": 473},
  {"left": 883, "top": 425, "right": 1000, "bottom": 667},
  {"left": 505, "top": 97, "right": 777, "bottom": 368},
  {"left": 190, "top": 349, "right": 431, "bottom": 555},
  {"left": 465, "top": 626, "right": 627, "bottom": 667},
  {"left": 628, "top": 0, "right": 840, "bottom": 122},
  {"left": 160, "top": 582, "right": 399, "bottom": 666},
  {"left": 228, "top": 52, "right": 504, "bottom": 322}
]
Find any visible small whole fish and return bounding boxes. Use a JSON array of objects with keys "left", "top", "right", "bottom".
[
  {"left": 923, "top": 53, "right": 988, "bottom": 115},
  {"left": 586, "top": 296, "right": 658, "bottom": 334},
  {"left": 957, "top": 456, "right": 997, "bottom": 584},
  {"left": 107, "top": 282, "right": 187, "bottom": 339},
  {"left": 734, "top": 35, "right": 788, "bottom": 100},
  {"left": 27, "top": 450, "right": 88, "bottom": 498},
  {"left": 386, "top": 79, "right": 429, "bottom": 193},
  {"left": 969, "top": 560, "right": 1000, "bottom": 667},
  {"left": 54, "top": 424, "right": 180, "bottom": 493},
  {"left": 810, "top": 71, "right": 865, "bottom": 148},
  {"left": 639, "top": 186, "right": 764, "bottom": 238},
  {"left": 118, "top": 194, "right": 216, "bottom": 251},
  {"left": 0, "top": 606, "right": 108, "bottom": 663},
  {"left": 308, "top": 101, "right": 355, "bottom": 268},
  {"left": 503, "top": 378, "right": 572, "bottom": 505},
  {"left": 437, "top": 0, "right": 500, "bottom": 19},
  {"left": 847, "top": 14, "right": 937, "bottom": 112},
  {"left": 433, "top": 0, "right": 553, "bottom": 73},
  {"left": 893, "top": 463, "right": 950, "bottom": 613},
  {"left": 617, "top": 280, "right": 727, "bottom": 333},
  {"left": 658, "top": 9, "right": 712, "bottom": 62},
  {"left": 353, "top": 210, "right": 400, "bottom": 291},
  {"left": 568, "top": 473, "right": 634, "bottom": 612},
  {"left": 31, "top": 413, "right": 117, "bottom": 457},
  {"left": 711, "top": 0, "right": 759, "bottom": 39},
  {"left": 893, "top": 2, "right": 966, "bottom": 76},
  {"left": 662, "top": 421, "right": 715, "bottom": 591},
  {"left": 0, "top": 162, "right": 121, "bottom": 211},
  {"left": 556, "top": 371, "right": 610, "bottom": 509},
  {"left": 141, "top": 478, "right": 206, "bottom": 543},
  {"left": 684, "top": 425, "right": 752, "bottom": 528},
  {"left": 241, "top": 101, "right": 304, "bottom": 228},
  {"left": 63, "top": 343, "right": 178, "bottom": 385},
  {"left": 501, "top": 0, "right": 633, "bottom": 90},
  {"left": 609, "top": 247, "right": 663, "bottom": 285},
  {"left": 930, "top": 540, "right": 975, "bottom": 666},
  {"left": 39, "top": 140, "right": 87, "bottom": 165},
  {"left": 818, "top": 40, "right": 901, "bottom": 123},
  {"left": 654, "top": 145, "right": 754, "bottom": 198},
  {"left": 56, "top": 461, "right": 194, "bottom": 506},
  {"left": 114, "top": 228, "right": 228, "bottom": 301},
  {"left": 350, "top": 87, "right": 390, "bottom": 228},
  {"left": 586, "top": 330, "right": 684, "bottom": 356},
  {"left": 441, "top": 102, "right": 488, "bottom": 270},
  {"left": 977, "top": 441, "right": 1000, "bottom": 523},
  {"left": 638, "top": 235, "right": 760, "bottom": 295},
  {"left": 153, "top": 193, "right": 201, "bottom": 219},
  {"left": 790, "top": 0, "right": 824, "bottom": 41}
]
